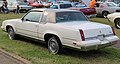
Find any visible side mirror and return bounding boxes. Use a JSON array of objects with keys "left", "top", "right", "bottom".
[
  {"left": 21, "top": 18, "right": 24, "bottom": 21},
  {"left": 25, "top": 19, "right": 30, "bottom": 21}
]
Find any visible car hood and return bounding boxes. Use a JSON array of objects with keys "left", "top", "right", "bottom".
[
  {"left": 107, "top": 12, "right": 120, "bottom": 18},
  {"left": 4, "top": 19, "right": 20, "bottom": 22},
  {"left": 3, "top": 19, "right": 20, "bottom": 24}
]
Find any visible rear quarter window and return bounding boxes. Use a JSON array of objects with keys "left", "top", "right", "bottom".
[{"left": 41, "top": 11, "right": 48, "bottom": 23}]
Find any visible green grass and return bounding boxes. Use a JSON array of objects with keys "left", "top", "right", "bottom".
[{"left": 0, "top": 13, "right": 120, "bottom": 64}]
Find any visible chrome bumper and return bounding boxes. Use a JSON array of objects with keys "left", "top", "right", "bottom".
[{"left": 81, "top": 41, "right": 118, "bottom": 51}]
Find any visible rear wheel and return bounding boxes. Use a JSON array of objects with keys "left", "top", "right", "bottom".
[
  {"left": 48, "top": 36, "right": 63, "bottom": 54},
  {"left": 115, "top": 18, "right": 120, "bottom": 29},
  {"left": 7, "top": 27, "right": 17, "bottom": 40}
]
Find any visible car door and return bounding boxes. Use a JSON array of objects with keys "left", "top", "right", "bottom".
[
  {"left": 16, "top": 11, "right": 43, "bottom": 39},
  {"left": 95, "top": 3, "right": 104, "bottom": 14}
]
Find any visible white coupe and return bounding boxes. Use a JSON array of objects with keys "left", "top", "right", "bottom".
[
  {"left": 107, "top": 12, "right": 120, "bottom": 29},
  {"left": 1, "top": 9, "right": 119, "bottom": 54}
]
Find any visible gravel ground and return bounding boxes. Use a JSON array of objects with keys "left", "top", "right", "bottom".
[
  {"left": 0, "top": 49, "right": 31, "bottom": 64},
  {"left": 0, "top": 52, "right": 24, "bottom": 64}
]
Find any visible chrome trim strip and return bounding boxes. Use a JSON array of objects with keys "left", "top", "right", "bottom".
[
  {"left": 16, "top": 28, "right": 38, "bottom": 33},
  {"left": 62, "top": 37, "right": 77, "bottom": 41}
]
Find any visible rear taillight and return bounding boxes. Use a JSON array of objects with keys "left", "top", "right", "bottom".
[
  {"left": 111, "top": 27, "right": 115, "bottom": 35},
  {"left": 79, "top": 29, "right": 85, "bottom": 41}
]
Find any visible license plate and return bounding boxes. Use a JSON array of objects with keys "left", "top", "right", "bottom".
[{"left": 97, "top": 35, "right": 104, "bottom": 41}]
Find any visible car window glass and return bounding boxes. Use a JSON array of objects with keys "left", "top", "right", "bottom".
[
  {"left": 23, "top": 11, "right": 42, "bottom": 22},
  {"left": 94, "top": 3, "right": 100, "bottom": 7},
  {"left": 60, "top": 4, "right": 72, "bottom": 8},
  {"left": 56, "top": 12, "right": 87, "bottom": 23}
]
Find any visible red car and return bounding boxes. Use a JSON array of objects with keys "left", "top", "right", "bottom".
[
  {"left": 68, "top": 7, "right": 96, "bottom": 15},
  {"left": 29, "top": 2, "right": 44, "bottom": 8}
]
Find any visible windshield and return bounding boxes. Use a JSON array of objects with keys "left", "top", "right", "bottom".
[
  {"left": 60, "top": 4, "right": 72, "bottom": 8},
  {"left": 107, "top": 2, "right": 118, "bottom": 7},
  {"left": 56, "top": 12, "right": 87, "bottom": 23},
  {"left": 18, "top": 2, "right": 27, "bottom": 5}
]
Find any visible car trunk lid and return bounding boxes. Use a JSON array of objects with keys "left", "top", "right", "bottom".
[{"left": 57, "top": 21, "right": 113, "bottom": 39}]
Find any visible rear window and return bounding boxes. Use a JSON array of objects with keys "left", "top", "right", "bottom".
[{"left": 56, "top": 12, "right": 87, "bottom": 23}]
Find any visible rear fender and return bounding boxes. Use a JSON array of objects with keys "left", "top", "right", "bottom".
[{"left": 43, "top": 31, "right": 62, "bottom": 43}]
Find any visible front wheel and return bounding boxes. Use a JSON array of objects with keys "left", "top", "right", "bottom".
[
  {"left": 115, "top": 19, "right": 120, "bottom": 29},
  {"left": 48, "top": 36, "right": 62, "bottom": 54},
  {"left": 7, "top": 27, "right": 17, "bottom": 40}
]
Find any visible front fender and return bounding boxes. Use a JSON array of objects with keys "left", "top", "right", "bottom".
[
  {"left": 114, "top": 16, "right": 120, "bottom": 22},
  {"left": 5, "top": 24, "right": 16, "bottom": 32}
]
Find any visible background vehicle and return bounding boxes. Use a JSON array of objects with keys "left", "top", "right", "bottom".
[
  {"left": 118, "top": 3, "right": 120, "bottom": 7},
  {"left": 68, "top": 7, "right": 96, "bottom": 18},
  {"left": 107, "top": 12, "right": 120, "bottom": 29},
  {"left": 50, "top": 1, "right": 96, "bottom": 17},
  {"left": 0, "top": 0, "right": 3, "bottom": 7},
  {"left": 0, "top": 0, "right": 3, "bottom": 12},
  {"left": 42, "top": 2, "right": 50, "bottom": 8},
  {"left": 58, "top": 1, "right": 71, "bottom": 4},
  {"left": 1, "top": 9, "right": 119, "bottom": 54},
  {"left": 28, "top": 1, "right": 44, "bottom": 8},
  {"left": 50, "top": 4, "right": 72, "bottom": 9},
  {"left": 95, "top": 2, "right": 120, "bottom": 17},
  {"left": 17, "top": 1, "right": 32, "bottom": 12},
  {"left": 7, "top": 0, "right": 17, "bottom": 11},
  {"left": 50, "top": 3, "right": 96, "bottom": 17}
]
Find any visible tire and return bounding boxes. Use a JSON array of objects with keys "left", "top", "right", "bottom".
[
  {"left": 7, "top": 27, "right": 17, "bottom": 40},
  {"left": 48, "top": 36, "right": 63, "bottom": 54},
  {"left": 115, "top": 19, "right": 120, "bottom": 29},
  {"left": 102, "top": 11, "right": 109, "bottom": 18}
]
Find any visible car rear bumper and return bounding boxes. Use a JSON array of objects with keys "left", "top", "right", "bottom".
[
  {"left": 80, "top": 36, "right": 119, "bottom": 51},
  {"left": 63, "top": 35, "right": 119, "bottom": 51},
  {"left": 64, "top": 35, "right": 119, "bottom": 51},
  {"left": 81, "top": 40, "right": 117, "bottom": 51}
]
